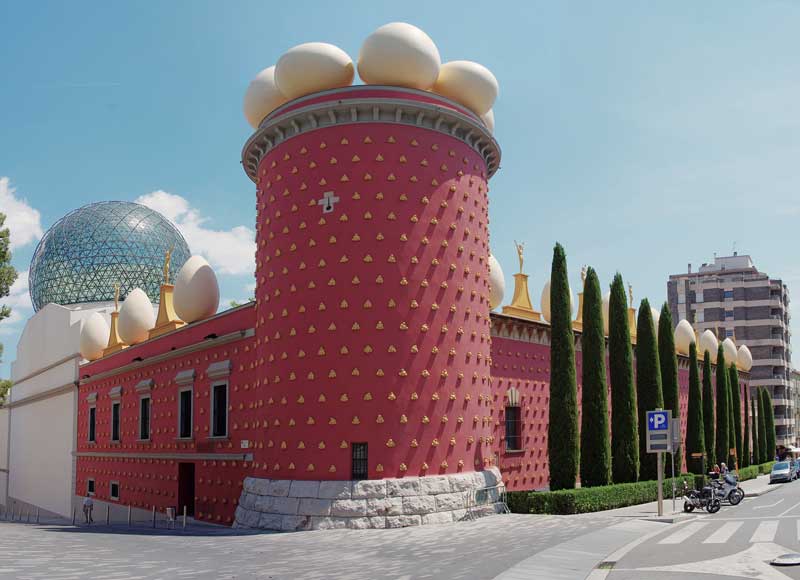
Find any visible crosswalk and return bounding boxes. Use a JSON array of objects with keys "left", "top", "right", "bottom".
[{"left": 658, "top": 518, "right": 799, "bottom": 546}]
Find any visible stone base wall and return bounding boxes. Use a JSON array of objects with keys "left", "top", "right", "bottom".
[{"left": 234, "top": 468, "right": 505, "bottom": 532}]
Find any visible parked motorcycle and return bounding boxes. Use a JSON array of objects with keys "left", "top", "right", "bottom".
[
  {"left": 682, "top": 480, "right": 722, "bottom": 513},
  {"left": 711, "top": 473, "right": 745, "bottom": 505}
]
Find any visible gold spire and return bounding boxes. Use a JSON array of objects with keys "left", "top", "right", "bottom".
[
  {"left": 149, "top": 249, "right": 185, "bottom": 339},
  {"left": 501, "top": 240, "right": 541, "bottom": 321},
  {"left": 103, "top": 282, "right": 127, "bottom": 356},
  {"left": 573, "top": 265, "right": 587, "bottom": 331},
  {"left": 627, "top": 283, "right": 637, "bottom": 342}
]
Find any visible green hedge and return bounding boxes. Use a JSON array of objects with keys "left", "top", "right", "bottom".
[
  {"left": 759, "top": 461, "right": 775, "bottom": 475},
  {"left": 507, "top": 474, "right": 694, "bottom": 515}
]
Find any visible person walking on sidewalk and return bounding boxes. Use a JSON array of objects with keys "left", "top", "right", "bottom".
[{"left": 82, "top": 494, "right": 94, "bottom": 524}]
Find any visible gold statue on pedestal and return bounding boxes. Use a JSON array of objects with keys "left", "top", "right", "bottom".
[
  {"left": 149, "top": 247, "right": 185, "bottom": 339},
  {"left": 502, "top": 240, "right": 542, "bottom": 321},
  {"left": 103, "top": 282, "right": 127, "bottom": 356},
  {"left": 514, "top": 240, "right": 525, "bottom": 274},
  {"left": 574, "top": 265, "right": 587, "bottom": 332},
  {"left": 627, "top": 283, "right": 637, "bottom": 342}
]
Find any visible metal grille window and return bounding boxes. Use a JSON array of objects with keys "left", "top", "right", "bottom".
[
  {"left": 211, "top": 383, "right": 228, "bottom": 437},
  {"left": 179, "top": 389, "right": 193, "bottom": 439},
  {"left": 505, "top": 406, "right": 522, "bottom": 451},
  {"left": 351, "top": 443, "right": 368, "bottom": 479},
  {"left": 111, "top": 402, "right": 120, "bottom": 442},
  {"left": 139, "top": 397, "right": 151, "bottom": 440},
  {"left": 88, "top": 407, "right": 96, "bottom": 443}
]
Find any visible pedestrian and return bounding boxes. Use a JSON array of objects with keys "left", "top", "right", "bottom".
[
  {"left": 82, "top": 493, "right": 94, "bottom": 524},
  {"left": 720, "top": 463, "right": 728, "bottom": 475},
  {"left": 711, "top": 464, "right": 720, "bottom": 480}
]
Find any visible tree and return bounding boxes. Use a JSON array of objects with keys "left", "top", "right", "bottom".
[
  {"left": 763, "top": 389, "right": 776, "bottom": 462},
  {"left": 609, "top": 273, "right": 638, "bottom": 483},
  {"left": 0, "top": 213, "right": 17, "bottom": 407},
  {"left": 547, "top": 243, "right": 579, "bottom": 490},
  {"left": 714, "top": 344, "right": 730, "bottom": 467},
  {"left": 658, "top": 303, "right": 681, "bottom": 476},
  {"left": 728, "top": 364, "right": 743, "bottom": 468},
  {"left": 742, "top": 384, "right": 750, "bottom": 468},
  {"left": 751, "top": 395, "right": 759, "bottom": 465},
  {"left": 685, "top": 341, "right": 705, "bottom": 475},
  {"left": 757, "top": 388, "right": 768, "bottom": 464},
  {"left": 579, "top": 267, "right": 611, "bottom": 487},
  {"left": 635, "top": 298, "right": 663, "bottom": 481},
  {"left": 702, "top": 352, "right": 715, "bottom": 469}
]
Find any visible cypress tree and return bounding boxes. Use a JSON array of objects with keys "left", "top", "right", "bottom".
[
  {"left": 636, "top": 298, "right": 663, "bottom": 481},
  {"left": 579, "top": 267, "right": 611, "bottom": 487},
  {"left": 751, "top": 394, "right": 759, "bottom": 466},
  {"left": 547, "top": 243, "right": 579, "bottom": 490},
  {"left": 685, "top": 341, "right": 705, "bottom": 475},
  {"left": 715, "top": 345, "right": 730, "bottom": 468},
  {"left": 658, "top": 303, "right": 681, "bottom": 476},
  {"left": 609, "top": 273, "right": 639, "bottom": 483},
  {"left": 764, "top": 389, "right": 776, "bottom": 462},
  {"left": 729, "top": 364, "right": 743, "bottom": 468},
  {"left": 727, "top": 372, "right": 736, "bottom": 467},
  {"left": 742, "top": 385, "right": 750, "bottom": 468},
  {"left": 702, "top": 352, "right": 715, "bottom": 470},
  {"left": 757, "top": 389, "right": 768, "bottom": 464}
]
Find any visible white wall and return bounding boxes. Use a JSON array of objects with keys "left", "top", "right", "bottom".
[{"left": 0, "top": 406, "right": 8, "bottom": 507}]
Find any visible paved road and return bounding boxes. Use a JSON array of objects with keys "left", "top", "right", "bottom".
[
  {"left": 607, "top": 478, "right": 800, "bottom": 580},
  {"left": 0, "top": 511, "right": 617, "bottom": 580}
]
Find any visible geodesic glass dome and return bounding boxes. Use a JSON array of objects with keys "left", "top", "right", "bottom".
[{"left": 29, "top": 201, "right": 191, "bottom": 311}]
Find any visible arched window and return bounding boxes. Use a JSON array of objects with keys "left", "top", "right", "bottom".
[{"left": 505, "top": 388, "right": 522, "bottom": 451}]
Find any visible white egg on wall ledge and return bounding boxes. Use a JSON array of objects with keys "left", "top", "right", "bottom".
[
  {"left": 698, "top": 330, "right": 719, "bottom": 363},
  {"left": 722, "top": 337, "right": 738, "bottom": 368},
  {"left": 243, "top": 66, "right": 288, "bottom": 129},
  {"left": 118, "top": 288, "right": 156, "bottom": 345},
  {"left": 541, "top": 280, "right": 573, "bottom": 323},
  {"left": 674, "top": 319, "right": 695, "bottom": 355},
  {"left": 275, "top": 42, "right": 354, "bottom": 100},
  {"left": 737, "top": 345, "right": 753, "bottom": 372},
  {"left": 433, "top": 60, "right": 498, "bottom": 116},
  {"left": 357, "top": 22, "right": 441, "bottom": 89},
  {"left": 79, "top": 312, "right": 110, "bottom": 361},
  {"left": 174, "top": 255, "right": 220, "bottom": 323},
  {"left": 487, "top": 254, "right": 505, "bottom": 310}
]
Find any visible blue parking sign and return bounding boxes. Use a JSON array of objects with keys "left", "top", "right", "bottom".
[{"left": 647, "top": 410, "right": 670, "bottom": 432}]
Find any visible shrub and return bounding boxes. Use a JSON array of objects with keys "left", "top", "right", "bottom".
[{"left": 635, "top": 299, "right": 663, "bottom": 481}]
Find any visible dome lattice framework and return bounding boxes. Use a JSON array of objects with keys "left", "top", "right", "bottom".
[{"left": 29, "top": 201, "right": 191, "bottom": 311}]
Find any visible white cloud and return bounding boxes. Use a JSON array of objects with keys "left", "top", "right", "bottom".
[
  {"left": 136, "top": 190, "right": 255, "bottom": 276},
  {"left": 0, "top": 271, "right": 32, "bottom": 336},
  {"left": 0, "top": 177, "right": 43, "bottom": 250}
]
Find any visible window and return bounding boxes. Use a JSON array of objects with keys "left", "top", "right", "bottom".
[
  {"left": 211, "top": 383, "right": 228, "bottom": 437},
  {"left": 179, "top": 389, "right": 193, "bottom": 439},
  {"left": 697, "top": 291, "right": 704, "bottom": 303},
  {"left": 724, "top": 290, "right": 734, "bottom": 300},
  {"left": 111, "top": 402, "right": 120, "bottom": 442},
  {"left": 351, "top": 442, "right": 368, "bottom": 479},
  {"left": 87, "top": 478, "right": 95, "bottom": 495},
  {"left": 88, "top": 407, "right": 96, "bottom": 443},
  {"left": 725, "top": 309, "right": 734, "bottom": 319},
  {"left": 678, "top": 293, "right": 686, "bottom": 304},
  {"left": 110, "top": 481, "right": 120, "bottom": 501},
  {"left": 505, "top": 406, "right": 522, "bottom": 451},
  {"left": 726, "top": 329, "right": 734, "bottom": 338},
  {"left": 697, "top": 310, "right": 705, "bottom": 323},
  {"left": 139, "top": 396, "right": 151, "bottom": 440}
]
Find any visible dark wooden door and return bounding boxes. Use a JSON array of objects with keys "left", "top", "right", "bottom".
[{"left": 178, "top": 462, "right": 196, "bottom": 516}]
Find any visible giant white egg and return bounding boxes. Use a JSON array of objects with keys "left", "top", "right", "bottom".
[
  {"left": 243, "top": 66, "right": 288, "bottom": 129},
  {"left": 357, "top": 22, "right": 441, "bottom": 89},
  {"left": 487, "top": 254, "right": 505, "bottom": 310},
  {"left": 275, "top": 42, "right": 354, "bottom": 100},
  {"left": 737, "top": 345, "right": 753, "bottom": 372},
  {"left": 722, "top": 337, "right": 738, "bottom": 369},
  {"left": 699, "top": 330, "right": 718, "bottom": 363},
  {"left": 174, "top": 255, "right": 220, "bottom": 323},
  {"left": 541, "top": 280, "right": 573, "bottom": 323},
  {"left": 79, "top": 312, "right": 109, "bottom": 361},
  {"left": 674, "top": 319, "right": 695, "bottom": 355},
  {"left": 118, "top": 288, "right": 156, "bottom": 345},
  {"left": 433, "top": 60, "right": 498, "bottom": 116},
  {"left": 481, "top": 109, "right": 495, "bottom": 133}
]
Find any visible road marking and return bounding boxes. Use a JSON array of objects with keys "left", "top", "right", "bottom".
[
  {"left": 658, "top": 521, "right": 709, "bottom": 545},
  {"left": 777, "top": 498, "right": 800, "bottom": 517},
  {"left": 703, "top": 521, "right": 744, "bottom": 544},
  {"left": 750, "top": 520, "right": 779, "bottom": 543},
  {"left": 754, "top": 498, "right": 785, "bottom": 510}
]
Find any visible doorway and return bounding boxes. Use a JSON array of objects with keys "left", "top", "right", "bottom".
[{"left": 178, "top": 462, "right": 196, "bottom": 517}]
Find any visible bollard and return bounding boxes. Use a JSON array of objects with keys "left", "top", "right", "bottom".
[
  {"left": 152, "top": 506, "right": 156, "bottom": 528},
  {"left": 182, "top": 505, "right": 187, "bottom": 530},
  {"left": 72, "top": 507, "right": 76, "bottom": 526},
  {"left": 106, "top": 505, "right": 110, "bottom": 526},
  {"left": 127, "top": 505, "right": 132, "bottom": 527}
]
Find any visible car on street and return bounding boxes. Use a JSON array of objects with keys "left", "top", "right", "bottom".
[{"left": 770, "top": 461, "right": 794, "bottom": 484}]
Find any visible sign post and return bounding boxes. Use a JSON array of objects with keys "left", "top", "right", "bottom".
[
  {"left": 671, "top": 417, "right": 681, "bottom": 514},
  {"left": 647, "top": 409, "right": 673, "bottom": 517}
]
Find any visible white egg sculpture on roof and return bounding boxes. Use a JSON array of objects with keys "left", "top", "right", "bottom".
[
  {"left": 674, "top": 319, "right": 695, "bottom": 355},
  {"left": 541, "top": 280, "right": 573, "bottom": 323},
  {"left": 699, "top": 330, "right": 718, "bottom": 363},
  {"left": 275, "top": 42, "right": 354, "bottom": 100},
  {"left": 118, "top": 288, "right": 156, "bottom": 345},
  {"left": 357, "top": 22, "right": 441, "bottom": 90},
  {"left": 433, "top": 60, "right": 498, "bottom": 116},
  {"left": 243, "top": 66, "right": 288, "bottom": 129},
  {"left": 737, "top": 345, "right": 753, "bottom": 372},
  {"left": 481, "top": 109, "right": 495, "bottom": 133},
  {"left": 174, "top": 255, "right": 220, "bottom": 323},
  {"left": 722, "top": 337, "right": 738, "bottom": 368},
  {"left": 79, "top": 312, "right": 110, "bottom": 361},
  {"left": 487, "top": 254, "right": 505, "bottom": 311}
]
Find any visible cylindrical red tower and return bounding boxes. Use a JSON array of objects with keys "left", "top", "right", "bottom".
[{"left": 241, "top": 86, "right": 500, "bottom": 485}]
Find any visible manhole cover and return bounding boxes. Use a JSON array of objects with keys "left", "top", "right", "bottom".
[{"left": 771, "top": 554, "right": 800, "bottom": 566}]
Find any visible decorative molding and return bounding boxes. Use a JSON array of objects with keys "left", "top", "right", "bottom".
[
  {"left": 12, "top": 353, "right": 79, "bottom": 387},
  {"left": 135, "top": 379, "right": 154, "bottom": 393},
  {"left": 4, "top": 382, "right": 76, "bottom": 409},
  {"left": 241, "top": 86, "right": 501, "bottom": 183},
  {"left": 109, "top": 386, "right": 122, "bottom": 399},
  {"left": 74, "top": 451, "right": 254, "bottom": 461},
  {"left": 207, "top": 360, "right": 232, "bottom": 380},
  {"left": 175, "top": 369, "right": 195, "bottom": 386},
  {"left": 86, "top": 392, "right": 97, "bottom": 403}
]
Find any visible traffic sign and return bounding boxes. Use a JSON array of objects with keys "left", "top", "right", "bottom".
[{"left": 646, "top": 410, "right": 673, "bottom": 453}]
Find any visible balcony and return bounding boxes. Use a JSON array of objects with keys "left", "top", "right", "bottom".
[{"left": 774, "top": 417, "right": 795, "bottom": 427}]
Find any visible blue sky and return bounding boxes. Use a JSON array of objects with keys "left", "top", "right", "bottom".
[{"left": 1, "top": 1, "right": 799, "bottom": 377}]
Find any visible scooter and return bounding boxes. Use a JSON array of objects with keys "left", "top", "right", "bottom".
[
  {"left": 682, "top": 480, "right": 722, "bottom": 513},
  {"left": 711, "top": 473, "right": 745, "bottom": 505}
]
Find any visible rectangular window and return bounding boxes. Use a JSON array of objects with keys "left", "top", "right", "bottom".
[
  {"left": 697, "top": 291, "right": 704, "bottom": 303},
  {"left": 351, "top": 442, "right": 368, "bottom": 479},
  {"left": 111, "top": 402, "right": 120, "bottom": 442},
  {"left": 697, "top": 310, "right": 705, "bottom": 323},
  {"left": 88, "top": 407, "right": 96, "bottom": 443},
  {"left": 87, "top": 478, "right": 95, "bottom": 495},
  {"left": 110, "top": 481, "right": 120, "bottom": 501},
  {"left": 211, "top": 383, "right": 228, "bottom": 437},
  {"left": 179, "top": 389, "right": 193, "bottom": 439},
  {"left": 724, "top": 290, "right": 734, "bottom": 299},
  {"left": 139, "top": 396, "right": 151, "bottom": 440},
  {"left": 726, "top": 329, "right": 734, "bottom": 338},
  {"left": 505, "top": 406, "right": 522, "bottom": 450},
  {"left": 678, "top": 293, "right": 686, "bottom": 304},
  {"left": 725, "top": 309, "right": 734, "bottom": 319}
]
